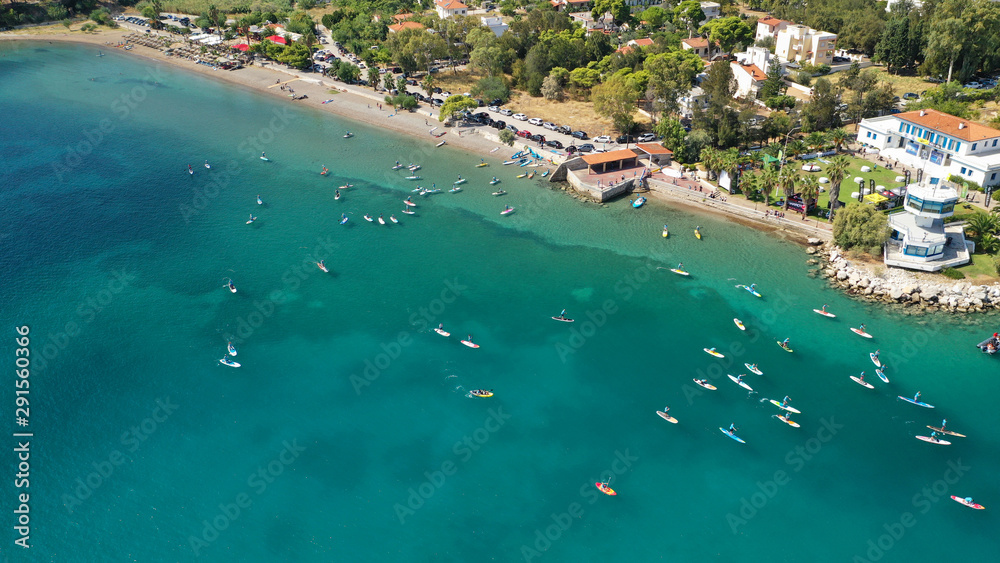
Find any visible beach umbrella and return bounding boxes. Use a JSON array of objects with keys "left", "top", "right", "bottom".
[
  {"left": 265, "top": 35, "right": 287, "bottom": 44},
  {"left": 233, "top": 44, "right": 249, "bottom": 51}
]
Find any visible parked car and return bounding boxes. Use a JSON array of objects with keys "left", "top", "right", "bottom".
[
  {"left": 513, "top": 113, "right": 528, "bottom": 121},
  {"left": 516, "top": 129, "right": 532, "bottom": 138},
  {"left": 528, "top": 117, "right": 543, "bottom": 125},
  {"left": 559, "top": 125, "right": 572, "bottom": 135},
  {"left": 545, "top": 140, "right": 564, "bottom": 149},
  {"left": 902, "top": 92, "right": 919, "bottom": 100},
  {"left": 499, "top": 108, "right": 513, "bottom": 116},
  {"left": 578, "top": 143, "right": 595, "bottom": 153},
  {"left": 487, "top": 105, "right": 500, "bottom": 112},
  {"left": 506, "top": 124, "right": 518, "bottom": 132},
  {"left": 963, "top": 82, "right": 982, "bottom": 89},
  {"left": 572, "top": 131, "right": 589, "bottom": 140},
  {"left": 529, "top": 133, "right": 545, "bottom": 142},
  {"left": 493, "top": 120, "right": 506, "bottom": 129},
  {"left": 616, "top": 134, "right": 636, "bottom": 144},
  {"left": 594, "top": 135, "right": 612, "bottom": 144},
  {"left": 565, "top": 145, "right": 578, "bottom": 154},
  {"left": 543, "top": 122, "right": 558, "bottom": 131},
  {"left": 637, "top": 133, "right": 657, "bottom": 143}
]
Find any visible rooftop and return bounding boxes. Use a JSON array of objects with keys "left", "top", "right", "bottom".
[
  {"left": 682, "top": 37, "right": 709, "bottom": 48},
  {"left": 436, "top": 0, "right": 468, "bottom": 9},
  {"left": 733, "top": 63, "right": 767, "bottom": 81},
  {"left": 388, "top": 21, "right": 425, "bottom": 32},
  {"left": 635, "top": 143, "right": 673, "bottom": 155},
  {"left": 582, "top": 149, "right": 640, "bottom": 165},
  {"left": 897, "top": 109, "right": 1000, "bottom": 143},
  {"left": 758, "top": 17, "right": 786, "bottom": 26}
]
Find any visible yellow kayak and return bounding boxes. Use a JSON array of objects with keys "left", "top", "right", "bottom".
[
  {"left": 695, "top": 228, "right": 702, "bottom": 239},
  {"left": 517, "top": 173, "right": 527, "bottom": 178},
  {"left": 662, "top": 225, "right": 669, "bottom": 238},
  {"left": 476, "top": 162, "right": 489, "bottom": 167}
]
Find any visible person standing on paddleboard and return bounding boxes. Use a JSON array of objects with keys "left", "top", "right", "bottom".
[
  {"left": 782, "top": 396, "right": 791, "bottom": 407},
  {"left": 858, "top": 371, "right": 866, "bottom": 383},
  {"left": 914, "top": 391, "right": 922, "bottom": 403},
  {"left": 941, "top": 418, "right": 947, "bottom": 430},
  {"left": 728, "top": 423, "right": 738, "bottom": 434},
  {"left": 781, "top": 338, "right": 790, "bottom": 348},
  {"left": 821, "top": 304, "right": 828, "bottom": 313}
]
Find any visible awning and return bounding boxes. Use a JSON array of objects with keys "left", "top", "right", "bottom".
[
  {"left": 233, "top": 44, "right": 249, "bottom": 52},
  {"left": 265, "top": 35, "right": 287, "bottom": 44},
  {"left": 864, "top": 193, "right": 888, "bottom": 204}
]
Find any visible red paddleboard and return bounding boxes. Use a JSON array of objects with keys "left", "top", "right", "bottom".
[
  {"left": 950, "top": 496, "right": 985, "bottom": 509},
  {"left": 851, "top": 328, "right": 873, "bottom": 338},
  {"left": 813, "top": 308, "right": 836, "bottom": 318}
]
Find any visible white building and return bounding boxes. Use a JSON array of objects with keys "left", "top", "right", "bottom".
[
  {"left": 435, "top": 0, "right": 468, "bottom": 19},
  {"left": 569, "top": 11, "right": 615, "bottom": 33},
  {"left": 681, "top": 37, "right": 723, "bottom": 60},
  {"left": 858, "top": 108, "right": 1000, "bottom": 189},
  {"left": 699, "top": 2, "right": 721, "bottom": 24},
  {"left": 883, "top": 184, "right": 970, "bottom": 271},
  {"left": 774, "top": 24, "right": 836, "bottom": 66},
  {"left": 730, "top": 59, "right": 767, "bottom": 99},
  {"left": 550, "top": 0, "right": 592, "bottom": 12},
  {"left": 755, "top": 16, "right": 789, "bottom": 42},
  {"left": 481, "top": 16, "right": 508, "bottom": 37},
  {"left": 677, "top": 85, "right": 709, "bottom": 119}
]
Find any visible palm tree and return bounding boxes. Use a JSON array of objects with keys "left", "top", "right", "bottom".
[
  {"left": 740, "top": 171, "right": 759, "bottom": 201},
  {"left": 826, "top": 155, "right": 850, "bottom": 218},
  {"left": 759, "top": 167, "right": 777, "bottom": 207},
  {"left": 799, "top": 175, "right": 819, "bottom": 219},
  {"left": 421, "top": 74, "right": 435, "bottom": 98},
  {"left": 778, "top": 166, "right": 798, "bottom": 210},
  {"left": 805, "top": 131, "right": 827, "bottom": 150},
  {"left": 829, "top": 128, "right": 849, "bottom": 153},
  {"left": 965, "top": 212, "right": 1000, "bottom": 243},
  {"left": 785, "top": 139, "right": 807, "bottom": 160},
  {"left": 700, "top": 147, "right": 721, "bottom": 181}
]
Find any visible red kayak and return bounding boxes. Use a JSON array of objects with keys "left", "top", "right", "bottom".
[{"left": 595, "top": 482, "right": 617, "bottom": 496}]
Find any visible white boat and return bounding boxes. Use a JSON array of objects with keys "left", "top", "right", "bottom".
[
  {"left": 490, "top": 178, "right": 501, "bottom": 185},
  {"left": 204, "top": 161, "right": 211, "bottom": 169},
  {"left": 340, "top": 215, "right": 348, "bottom": 224},
  {"left": 343, "top": 132, "right": 354, "bottom": 138},
  {"left": 436, "top": 140, "right": 446, "bottom": 147}
]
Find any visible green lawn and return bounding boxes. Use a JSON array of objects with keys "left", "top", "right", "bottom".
[{"left": 956, "top": 252, "right": 999, "bottom": 281}]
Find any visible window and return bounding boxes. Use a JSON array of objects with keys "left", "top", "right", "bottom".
[
  {"left": 961, "top": 167, "right": 967, "bottom": 174},
  {"left": 992, "top": 173, "right": 997, "bottom": 180},
  {"left": 900, "top": 123, "right": 906, "bottom": 133},
  {"left": 956, "top": 142, "right": 961, "bottom": 151},
  {"left": 872, "top": 134, "right": 877, "bottom": 140},
  {"left": 973, "top": 143, "right": 978, "bottom": 151},
  {"left": 993, "top": 140, "right": 997, "bottom": 147}
]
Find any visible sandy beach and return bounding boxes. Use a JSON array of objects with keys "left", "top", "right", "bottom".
[{"left": 2, "top": 26, "right": 831, "bottom": 241}]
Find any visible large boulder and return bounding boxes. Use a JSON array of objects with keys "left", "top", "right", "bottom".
[
  {"left": 837, "top": 270, "right": 849, "bottom": 281},
  {"left": 807, "top": 237, "right": 823, "bottom": 246}
]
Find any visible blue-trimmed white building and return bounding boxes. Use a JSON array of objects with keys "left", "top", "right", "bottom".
[
  {"left": 883, "top": 183, "right": 971, "bottom": 271},
  {"left": 858, "top": 109, "right": 1000, "bottom": 188}
]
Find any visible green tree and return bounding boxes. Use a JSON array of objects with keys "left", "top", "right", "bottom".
[
  {"left": 799, "top": 175, "right": 820, "bottom": 219},
  {"left": 801, "top": 77, "right": 841, "bottom": 133},
  {"left": 825, "top": 155, "right": 850, "bottom": 217},
  {"left": 439, "top": 95, "right": 479, "bottom": 122},
  {"left": 654, "top": 118, "right": 687, "bottom": 155},
  {"left": 592, "top": 0, "right": 631, "bottom": 25},
  {"left": 673, "top": 1, "right": 706, "bottom": 38},
  {"left": 829, "top": 128, "right": 849, "bottom": 153},
  {"left": 593, "top": 73, "right": 640, "bottom": 133},
  {"left": 644, "top": 49, "right": 704, "bottom": 120},
  {"left": 640, "top": 6, "right": 668, "bottom": 29},
  {"left": 277, "top": 43, "right": 313, "bottom": 70},
  {"left": 568, "top": 67, "right": 601, "bottom": 96},
  {"left": 758, "top": 60, "right": 785, "bottom": 100},
  {"left": 335, "top": 61, "right": 360, "bottom": 83},
  {"left": 964, "top": 212, "right": 1000, "bottom": 243},
  {"left": 472, "top": 76, "right": 510, "bottom": 103},
  {"left": 698, "top": 17, "right": 753, "bottom": 55},
  {"left": 832, "top": 202, "right": 891, "bottom": 253},
  {"left": 778, "top": 165, "right": 798, "bottom": 210},
  {"left": 421, "top": 74, "right": 435, "bottom": 98},
  {"left": 499, "top": 128, "right": 515, "bottom": 146},
  {"left": 925, "top": 18, "right": 966, "bottom": 84}
]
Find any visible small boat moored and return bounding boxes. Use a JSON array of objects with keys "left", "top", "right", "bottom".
[{"left": 631, "top": 196, "right": 647, "bottom": 208}]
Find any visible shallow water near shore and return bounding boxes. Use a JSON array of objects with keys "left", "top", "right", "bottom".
[{"left": 3, "top": 41, "right": 1000, "bottom": 562}]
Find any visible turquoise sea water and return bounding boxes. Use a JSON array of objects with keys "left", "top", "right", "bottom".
[{"left": 1, "top": 42, "right": 999, "bottom": 562}]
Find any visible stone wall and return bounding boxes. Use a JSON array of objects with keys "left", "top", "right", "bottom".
[{"left": 814, "top": 243, "right": 1000, "bottom": 313}]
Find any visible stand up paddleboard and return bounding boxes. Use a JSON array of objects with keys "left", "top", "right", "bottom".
[
  {"left": 813, "top": 309, "right": 836, "bottom": 318},
  {"left": 734, "top": 318, "right": 745, "bottom": 331},
  {"left": 670, "top": 268, "right": 689, "bottom": 276},
  {"left": 551, "top": 316, "right": 574, "bottom": 323},
  {"left": 260, "top": 156, "right": 270, "bottom": 161},
  {"left": 916, "top": 435, "right": 951, "bottom": 445},
  {"left": 769, "top": 400, "right": 800, "bottom": 414},
  {"left": 870, "top": 353, "right": 882, "bottom": 368},
  {"left": 704, "top": 348, "right": 725, "bottom": 358},
  {"left": 656, "top": 411, "right": 678, "bottom": 423},
  {"left": 899, "top": 396, "right": 935, "bottom": 408},
  {"left": 928, "top": 426, "right": 966, "bottom": 437},
  {"left": 745, "top": 363, "right": 762, "bottom": 375},
  {"left": 850, "top": 376, "right": 874, "bottom": 389},
  {"left": 875, "top": 368, "right": 888, "bottom": 383},
  {"left": 434, "top": 327, "right": 450, "bottom": 337},
  {"left": 219, "top": 357, "right": 241, "bottom": 368},
  {"left": 740, "top": 285, "right": 762, "bottom": 297},
  {"left": 227, "top": 342, "right": 237, "bottom": 356},
  {"left": 719, "top": 428, "right": 745, "bottom": 444},
  {"left": 596, "top": 482, "right": 616, "bottom": 496},
  {"left": 774, "top": 414, "right": 801, "bottom": 428},
  {"left": 693, "top": 379, "right": 717, "bottom": 390},
  {"left": 776, "top": 341, "right": 793, "bottom": 352},
  {"left": 950, "top": 496, "right": 984, "bottom": 509},
  {"left": 851, "top": 328, "right": 873, "bottom": 338},
  {"left": 728, "top": 374, "right": 753, "bottom": 391},
  {"left": 461, "top": 340, "right": 480, "bottom": 349},
  {"left": 403, "top": 199, "right": 416, "bottom": 207}
]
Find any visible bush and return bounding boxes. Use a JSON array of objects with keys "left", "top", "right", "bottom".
[
  {"left": 941, "top": 267, "right": 965, "bottom": 280},
  {"left": 499, "top": 129, "right": 515, "bottom": 146},
  {"left": 89, "top": 8, "right": 115, "bottom": 27},
  {"left": 795, "top": 71, "right": 812, "bottom": 86},
  {"left": 993, "top": 190, "right": 1000, "bottom": 202},
  {"left": 765, "top": 95, "right": 796, "bottom": 110},
  {"left": 832, "top": 202, "right": 890, "bottom": 253},
  {"left": 995, "top": 258, "right": 1000, "bottom": 276}
]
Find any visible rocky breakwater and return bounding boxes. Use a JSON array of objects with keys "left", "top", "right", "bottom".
[{"left": 815, "top": 244, "right": 1000, "bottom": 313}]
